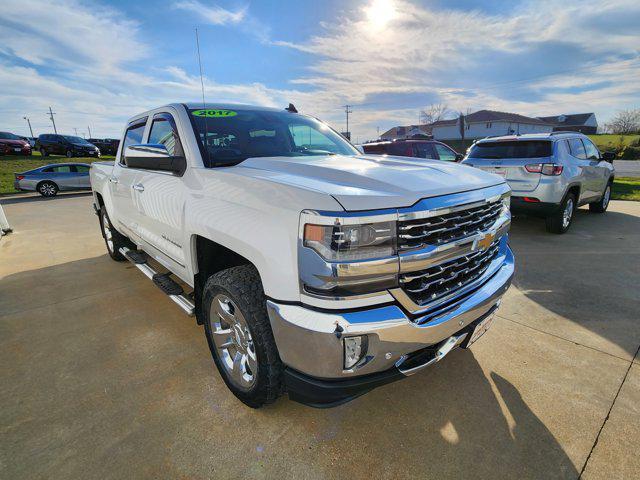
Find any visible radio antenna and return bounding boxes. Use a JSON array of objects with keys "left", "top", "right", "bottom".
[{"left": 195, "top": 28, "right": 210, "bottom": 165}]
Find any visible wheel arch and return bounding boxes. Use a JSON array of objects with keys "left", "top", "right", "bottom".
[{"left": 191, "top": 234, "right": 258, "bottom": 324}]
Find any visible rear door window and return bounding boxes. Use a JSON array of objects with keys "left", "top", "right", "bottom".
[
  {"left": 53, "top": 165, "right": 73, "bottom": 173},
  {"left": 120, "top": 119, "right": 147, "bottom": 165},
  {"left": 387, "top": 142, "right": 414, "bottom": 157},
  {"left": 434, "top": 144, "right": 457, "bottom": 161},
  {"left": 568, "top": 138, "right": 587, "bottom": 159},
  {"left": 414, "top": 143, "right": 437, "bottom": 159},
  {"left": 469, "top": 141, "right": 552, "bottom": 159},
  {"left": 75, "top": 165, "right": 90, "bottom": 173}
]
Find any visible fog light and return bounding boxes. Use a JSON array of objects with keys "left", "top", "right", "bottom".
[{"left": 344, "top": 336, "right": 367, "bottom": 369}]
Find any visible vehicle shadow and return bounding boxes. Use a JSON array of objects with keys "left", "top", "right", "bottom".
[
  {"left": 0, "top": 255, "right": 578, "bottom": 479},
  {"left": 0, "top": 191, "right": 92, "bottom": 205},
  {"left": 506, "top": 206, "right": 640, "bottom": 357}
]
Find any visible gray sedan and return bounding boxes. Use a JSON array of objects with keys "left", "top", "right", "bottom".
[{"left": 14, "top": 163, "right": 92, "bottom": 197}]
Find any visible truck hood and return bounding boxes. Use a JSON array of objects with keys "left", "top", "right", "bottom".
[{"left": 237, "top": 154, "right": 506, "bottom": 211}]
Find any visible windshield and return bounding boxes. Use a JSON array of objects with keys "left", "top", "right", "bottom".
[
  {"left": 63, "top": 135, "right": 91, "bottom": 145},
  {"left": 0, "top": 132, "right": 21, "bottom": 140},
  {"left": 188, "top": 108, "right": 358, "bottom": 167},
  {"left": 468, "top": 140, "right": 552, "bottom": 159}
]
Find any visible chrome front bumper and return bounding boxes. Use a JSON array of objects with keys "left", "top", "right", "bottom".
[{"left": 267, "top": 245, "right": 514, "bottom": 380}]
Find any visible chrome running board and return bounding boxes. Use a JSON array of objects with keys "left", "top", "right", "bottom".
[{"left": 119, "top": 246, "right": 195, "bottom": 316}]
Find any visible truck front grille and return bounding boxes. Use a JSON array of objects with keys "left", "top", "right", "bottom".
[
  {"left": 399, "top": 240, "right": 500, "bottom": 306},
  {"left": 398, "top": 200, "right": 503, "bottom": 251}
]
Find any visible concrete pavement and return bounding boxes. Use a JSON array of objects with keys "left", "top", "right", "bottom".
[{"left": 1, "top": 195, "right": 639, "bottom": 479}]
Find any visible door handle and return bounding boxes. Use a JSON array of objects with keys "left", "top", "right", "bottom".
[
  {"left": 109, "top": 177, "right": 119, "bottom": 184},
  {"left": 132, "top": 184, "right": 145, "bottom": 192}
]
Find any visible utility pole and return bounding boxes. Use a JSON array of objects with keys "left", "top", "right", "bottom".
[
  {"left": 48, "top": 106, "right": 57, "bottom": 134},
  {"left": 23, "top": 116, "right": 34, "bottom": 137},
  {"left": 74, "top": 128, "right": 78, "bottom": 136},
  {"left": 377, "top": 126, "right": 380, "bottom": 138},
  {"left": 343, "top": 104, "right": 352, "bottom": 140},
  {"left": 87, "top": 125, "right": 92, "bottom": 138}
]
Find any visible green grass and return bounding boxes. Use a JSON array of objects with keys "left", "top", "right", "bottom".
[
  {"left": 612, "top": 177, "right": 640, "bottom": 201},
  {"left": 0, "top": 152, "right": 113, "bottom": 195}
]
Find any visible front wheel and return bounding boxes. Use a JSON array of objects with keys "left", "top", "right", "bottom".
[
  {"left": 202, "top": 265, "right": 283, "bottom": 408},
  {"left": 39, "top": 147, "right": 48, "bottom": 157},
  {"left": 37, "top": 181, "right": 58, "bottom": 197},
  {"left": 589, "top": 183, "right": 611, "bottom": 213},
  {"left": 545, "top": 192, "right": 576, "bottom": 234},
  {"left": 66, "top": 149, "right": 73, "bottom": 158}
]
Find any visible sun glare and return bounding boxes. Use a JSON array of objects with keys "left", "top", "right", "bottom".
[{"left": 365, "top": 0, "right": 397, "bottom": 30}]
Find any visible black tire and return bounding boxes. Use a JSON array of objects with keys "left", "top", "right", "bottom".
[
  {"left": 589, "top": 182, "right": 612, "bottom": 213},
  {"left": 66, "top": 149, "right": 73, "bottom": 158},
  {"left": 545, "top": 191, "right": 576, "bottom": 234},
  {"left": 39, "top": 147, "right": 48, "bottom": 157},
  {"left": 99, "top": 208, "right": 128, "bottom": 261},
  {"left": 202, "top": 265, "right": 283, "bottom": 408},
  {"left": 37, "top": 181, "right": 58, "bottom": 197}
]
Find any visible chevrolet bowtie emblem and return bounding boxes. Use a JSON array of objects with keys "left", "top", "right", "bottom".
[{"left": 476, "top": 232, "right": 495, "bottom": 251}]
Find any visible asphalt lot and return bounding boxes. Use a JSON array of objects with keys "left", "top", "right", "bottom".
[{"left": 1, "top": 193, "right": 639, "bottom": 479}]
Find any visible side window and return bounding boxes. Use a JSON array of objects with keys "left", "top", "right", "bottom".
[
  {"left": 148, "top": 113, "right": 182, "bottom": 156},
  {"left": 53, "top": 165, "right": 73, "bottom": 173},
  {"left": 75, "top": 165, "right": 90, "bottom": 173},
  {"left": 41, "top": 167, "right": 54, "bottom": 172},
  {"left": 289, "top": 124, "right": 337, "bottom": 152},
  {"left": 414, "top": 143, "right": 437, "bottom": 159},
  {"left": 388, "top": 142, "right": 414, "bottom": 157},
  {"left": 434, "top": 143, "right": 457, "bottom": 162},
  {"left": 583, "top": 139, "right": 600, "bottom": 160},
  {"left": 120, "top": 120, "right": 147, "bottom": 165},
  {"left": 568, "top": 138, "right": 587, "bottom": 159}
]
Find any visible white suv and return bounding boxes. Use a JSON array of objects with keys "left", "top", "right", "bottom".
[{"left": 462, "top": 133, "right": 615, "bottom": 233}]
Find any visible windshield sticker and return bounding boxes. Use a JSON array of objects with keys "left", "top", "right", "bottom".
[{"left": 192, "top": 109, "right": 237, "bottom": 118}]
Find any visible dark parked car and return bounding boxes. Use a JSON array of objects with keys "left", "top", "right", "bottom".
[
  {"left": 36, "top": 134, "right": 100, "bottom": 158},
  {"left": 14, "top": 163, "right": 92, "bottom": 197},
  {"left": 361, "top": 139, "right": 463, "bottom": 162},
  {"left": 88, "top": 138, "right": 119, "bottom": 155},
  {"left": 0, "top": 131, "right": 32, "bottom": 156}
]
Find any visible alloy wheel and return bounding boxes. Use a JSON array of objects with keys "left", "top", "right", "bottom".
[
  {"left": 209, "top": 294, "right": 258, "bottom": 391},
  {"left": 603, "top": 186, "right": 611, "bottom": 209},
  {"left": 39, "top": 183, "right": 56, "bottom": 197},
  {"left": 102, "top": 214, "right": 114, "bottom": 253},
  {"left": 562, "top": 198, "right": 574, "bottom": 230}
]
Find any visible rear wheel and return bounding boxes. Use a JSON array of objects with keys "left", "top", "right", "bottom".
[
  {"left": 66, "top": 149, "right": 73, "bottom": 158},
  {"left": 589, "top": 183, "right": 611, "bottom": 213},
  {"left": 37, "top": 181, "right": 58, "bottom": 197},
  {"left": 545, "top": 192, "right": 576, "bottom": 234},
  {"left": 99, "top": 209, "right": 128, "bottom": 261},
  {"left": 39, "top": 147, "right": 48, "bottom": 157},
  {"left": 202, "top": 265, "right": 283, "bottom": 408}
]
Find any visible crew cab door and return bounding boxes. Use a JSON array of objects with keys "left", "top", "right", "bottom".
[
  {"left": 110, "top": 118, "right": 148, "bottom": 238},
  {"left": 130, "top": 111, "right": 188, "bottom": 274}
]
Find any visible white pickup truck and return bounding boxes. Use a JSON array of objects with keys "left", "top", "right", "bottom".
[{"left": 90, "top": 103, "right": 514, "bottom": 408}]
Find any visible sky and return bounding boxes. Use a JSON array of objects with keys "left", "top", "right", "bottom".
[{"left": 0, "top": 0, "right": 639, "bottom": 142}]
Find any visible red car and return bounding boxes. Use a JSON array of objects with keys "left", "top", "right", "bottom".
[
  {"left": 0, "top": 131, "right": 32, "bottom": 156},
  {"left": 361, "top": 139, "right": 463, "bottom": 162}
]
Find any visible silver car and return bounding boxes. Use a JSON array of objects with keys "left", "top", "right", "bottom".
[
  {"left": 462, "top": 132, "right": 615, "bottom": 233},
  {"left": 14, "top": 163, "right": 92, "bottom": 197}
]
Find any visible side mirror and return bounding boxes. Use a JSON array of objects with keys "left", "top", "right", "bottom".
[
  {"left": 602, "top": 151, "right": 616, "bottom": 162},
  {"left": 455, "top": 153, "right": 464, "bottom": 162},
  {"left": 124, "top": 144, "right": 186, "bottom": 175}
]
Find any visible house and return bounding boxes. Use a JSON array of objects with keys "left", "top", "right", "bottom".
[
  {"left": 380, "top": 124, "right": 432, "bottom": 141},
  {"left": 431, "top": 110, "right": 553, "bottom": 140},
  {"left": 537, "top": 113, "right": 598, "bottom": 135}
]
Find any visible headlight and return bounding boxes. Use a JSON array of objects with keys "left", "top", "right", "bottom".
[
  {"left": 501, "top": 194, "right": 511, "bottom": 213},
  {"left": 303, "top": 221, "right": 396, "bottom": 261}
]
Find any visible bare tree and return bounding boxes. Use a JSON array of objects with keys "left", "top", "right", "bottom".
[
  {"left": 605, "top": 108, "right": 640, "bottom": 134},
  {"left": 419, "top": 103, "right": 452, "bottom": 125}
]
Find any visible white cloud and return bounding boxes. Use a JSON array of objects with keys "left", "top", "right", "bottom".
[{"left": 173, "top": 0, "right": 247, "bottom": 25}]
